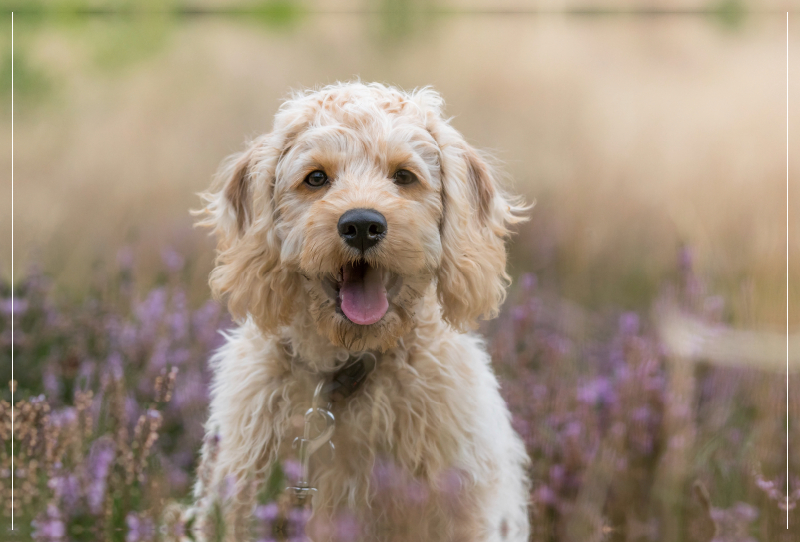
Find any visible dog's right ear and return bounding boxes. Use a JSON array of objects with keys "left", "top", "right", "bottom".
[
  {"left": 194, "top": 134, "right": 301, "bottom": 330},
  {"left": 194, "top": 134, "right": 273, "bottom": 248}
]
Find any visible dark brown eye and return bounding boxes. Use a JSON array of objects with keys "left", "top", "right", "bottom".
[
  {"left": 304, "top": 170, "right": 329, "bottom": 188},
  {"left": 393, "top": 169, "right": 417, "bottom": 185}
]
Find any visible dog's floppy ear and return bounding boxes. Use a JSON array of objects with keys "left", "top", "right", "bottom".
[
  {"left": 434, "top": 132, "right": 529, "bottom": 330},
  {"left": 195, "top": 136, "right": 265, "bottom": 245},
  {"left": 194, "top": 133, "right": 301, "bottom": 331}
]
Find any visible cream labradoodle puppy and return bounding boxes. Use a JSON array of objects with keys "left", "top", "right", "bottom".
[{"left": 192, "top": 82, "right": 530, "bottom": 541}]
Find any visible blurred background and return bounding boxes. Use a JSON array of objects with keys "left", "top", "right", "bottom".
[
  {"left": 1, "top": 0, "right": 798, "bottom": 319},
  {"left": 1, "top": 2, "right": 800, "bottom": 541}
]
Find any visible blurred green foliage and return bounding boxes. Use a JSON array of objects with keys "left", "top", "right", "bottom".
[
  {"left": 83, "top": 16, "right": 174, "bottom": 71},
  {"left": 0, "top": 46, "right": 52, "bottom": 113},
  {"left": 0, "top": 1, "right": 311, "bottom": 111},
  {"left": 712, "top": 0, "right": 747, "bottom": 30},
  {"left": 0, "top": 0, "right": 751, "bottom": 116}
]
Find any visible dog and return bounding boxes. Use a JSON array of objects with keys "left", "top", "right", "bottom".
[{"left": 191, "top": 81, "right": 530, "bottom": 542}]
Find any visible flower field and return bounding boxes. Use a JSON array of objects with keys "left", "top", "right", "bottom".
[{"left": 1, "top": 246, "right": 796, "bottom": 542}]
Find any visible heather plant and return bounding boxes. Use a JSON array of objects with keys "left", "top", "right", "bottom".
[
  {"left": 2, "top": 249, "right": 230, "bottom": 495},
  {"left": 0, "top": 245, "right": 797, "bottom": 541},
  {"left": 486, "top": 250, "right": 798, "bottom": 541},
  {"left": 1, "top": 248, "right": 230, "bottom": 540},
  {"left": 1, "top": 372, "right": 178, "bottom": 541}
]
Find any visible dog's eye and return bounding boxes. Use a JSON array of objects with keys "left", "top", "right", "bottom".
[
  {"left": 304, "top": 170, "right": 329, "bottom": 188},
  {"left": 393, "top": 169, "right": 417, "bottom": 185}
]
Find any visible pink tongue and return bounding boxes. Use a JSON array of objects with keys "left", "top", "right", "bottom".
[{"left": 339, "top": 263, "right": 388, "bottom": 326}]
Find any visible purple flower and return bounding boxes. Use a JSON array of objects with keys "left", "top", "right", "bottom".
[
  {"left": 146, "top": 408, "right": 161, "bottom": 422},
  {"left": 1, "top": 297, "right": 28, "bottom": 315},
  {"left": 618, "top": 312, "right": 639, "bottom": 335},
  {"left": 577, "top": 377, "right": 612, "bottom": 404},
  {"left": 371, "top": 459, "right": 402, "bottom": 491},
  {"left": 405, "top": 480, "right": 429, "bottom": 505},
  {"left": 106, "top": 352, "right": 124, "bottom": 382},
  {"left": 135, "top": 287, "right": 168, "bottom": 328},
  {"left": 520, "top": 273, "right": 537, "bottom": 292},
  {"left": 287, "top": 507, "right": 312, "bottom": 535},
  {"left": 124, "top": 396, "right": 140, "bottom": 424},
  {"left": 161, "top": 247, "right": 185, "bottom": 273},
  {"left": 535, "top": 484, "right": 557, "bottom": 506},
  {"left": 255, "top": 502, "right": 280, "bottom": 523},
  {"left": 192, "top": 300, "right": 226, "bottom": 347},
  {"left": 283, "top": 459, "right": 303, "bottom": 484},
  {"left": 334, "top": 512, "right": 361, "bottom": 541},
  {"left": 166, "top": 462, "right": 190, "bottom": 491},
  {"left": 50, "top": 407, "right": 77, "bottom": 429},
  {"left": 32, "top": 504, "right": 66, "bottom": 541},
  {"left": 48, "top": 475, "right": 80, "bottom": 512},
  {"left": 168, "top": 347, "right": 191, "bottom": 367},
  {"left": 118, "top": 322, "right": 139, "bottom": 352},
  {"left": 171, "top": 371, "right": 208, "bottom": 410},
  {"left": 165, "top": 292, "right": 190, "bottom": 342},
  {"left": 709, "top": 502, "right": 759, "bottom": 542},
  {"left": 126, "top": 512, "right": 156, "bottom": 542},
  {"left": 511, "top": 305, "right": 530, "bottom": 323},
  {"left": 437, "top": 468, "right": 464, "bottom": 496},
  {"left": 77, "top": 360, "right": 97, "bottom": 389},
  {"left": 549, "top": 464, "right": 565, "bottom": 486},
  {"left": 148, "top": 339, "right": 169, "bottom": 371},
  {"left": 87, "top": 437, "right": 116, "bottom": 513}
]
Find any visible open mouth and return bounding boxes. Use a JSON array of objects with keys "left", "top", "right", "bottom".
[{"left": 321, "top": 261, "right": 401, "bottom": 326}]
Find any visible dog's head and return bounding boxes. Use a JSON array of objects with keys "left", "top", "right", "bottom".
[{"left": 196, "top": 82, "right": 526, "bottom": 351}]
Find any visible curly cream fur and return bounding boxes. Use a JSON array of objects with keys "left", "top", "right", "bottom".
[{"left": 192, "top": 82, "right": 530, "bottom": 541}]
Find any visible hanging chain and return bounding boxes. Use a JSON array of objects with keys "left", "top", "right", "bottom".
[{"left": 286, "top": 381, "right": 335, "bottom": 506}]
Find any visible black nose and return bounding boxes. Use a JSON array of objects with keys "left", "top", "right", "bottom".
[{"left": 337, "top": 208, "right": 387, "bottom": 252}]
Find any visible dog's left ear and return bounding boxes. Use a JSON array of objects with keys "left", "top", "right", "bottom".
[{"left": 434, "top": 131, "right": 529, "bottom": 330}]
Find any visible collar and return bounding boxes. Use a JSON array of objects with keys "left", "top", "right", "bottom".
[
  {"left": 282, "top": 340, "right": 378, "bottom": 405},
  {"left": 321, "top": 355, "right": 376, "bottom": 403}
]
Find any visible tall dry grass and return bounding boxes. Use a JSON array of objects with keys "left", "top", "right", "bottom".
[{"left": 0, "top": 12, "right": 797, "bottom": 323}]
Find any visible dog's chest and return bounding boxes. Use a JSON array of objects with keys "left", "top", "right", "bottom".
[{"left": 284, "top": 364, "right": 470, "bottom": 490}]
